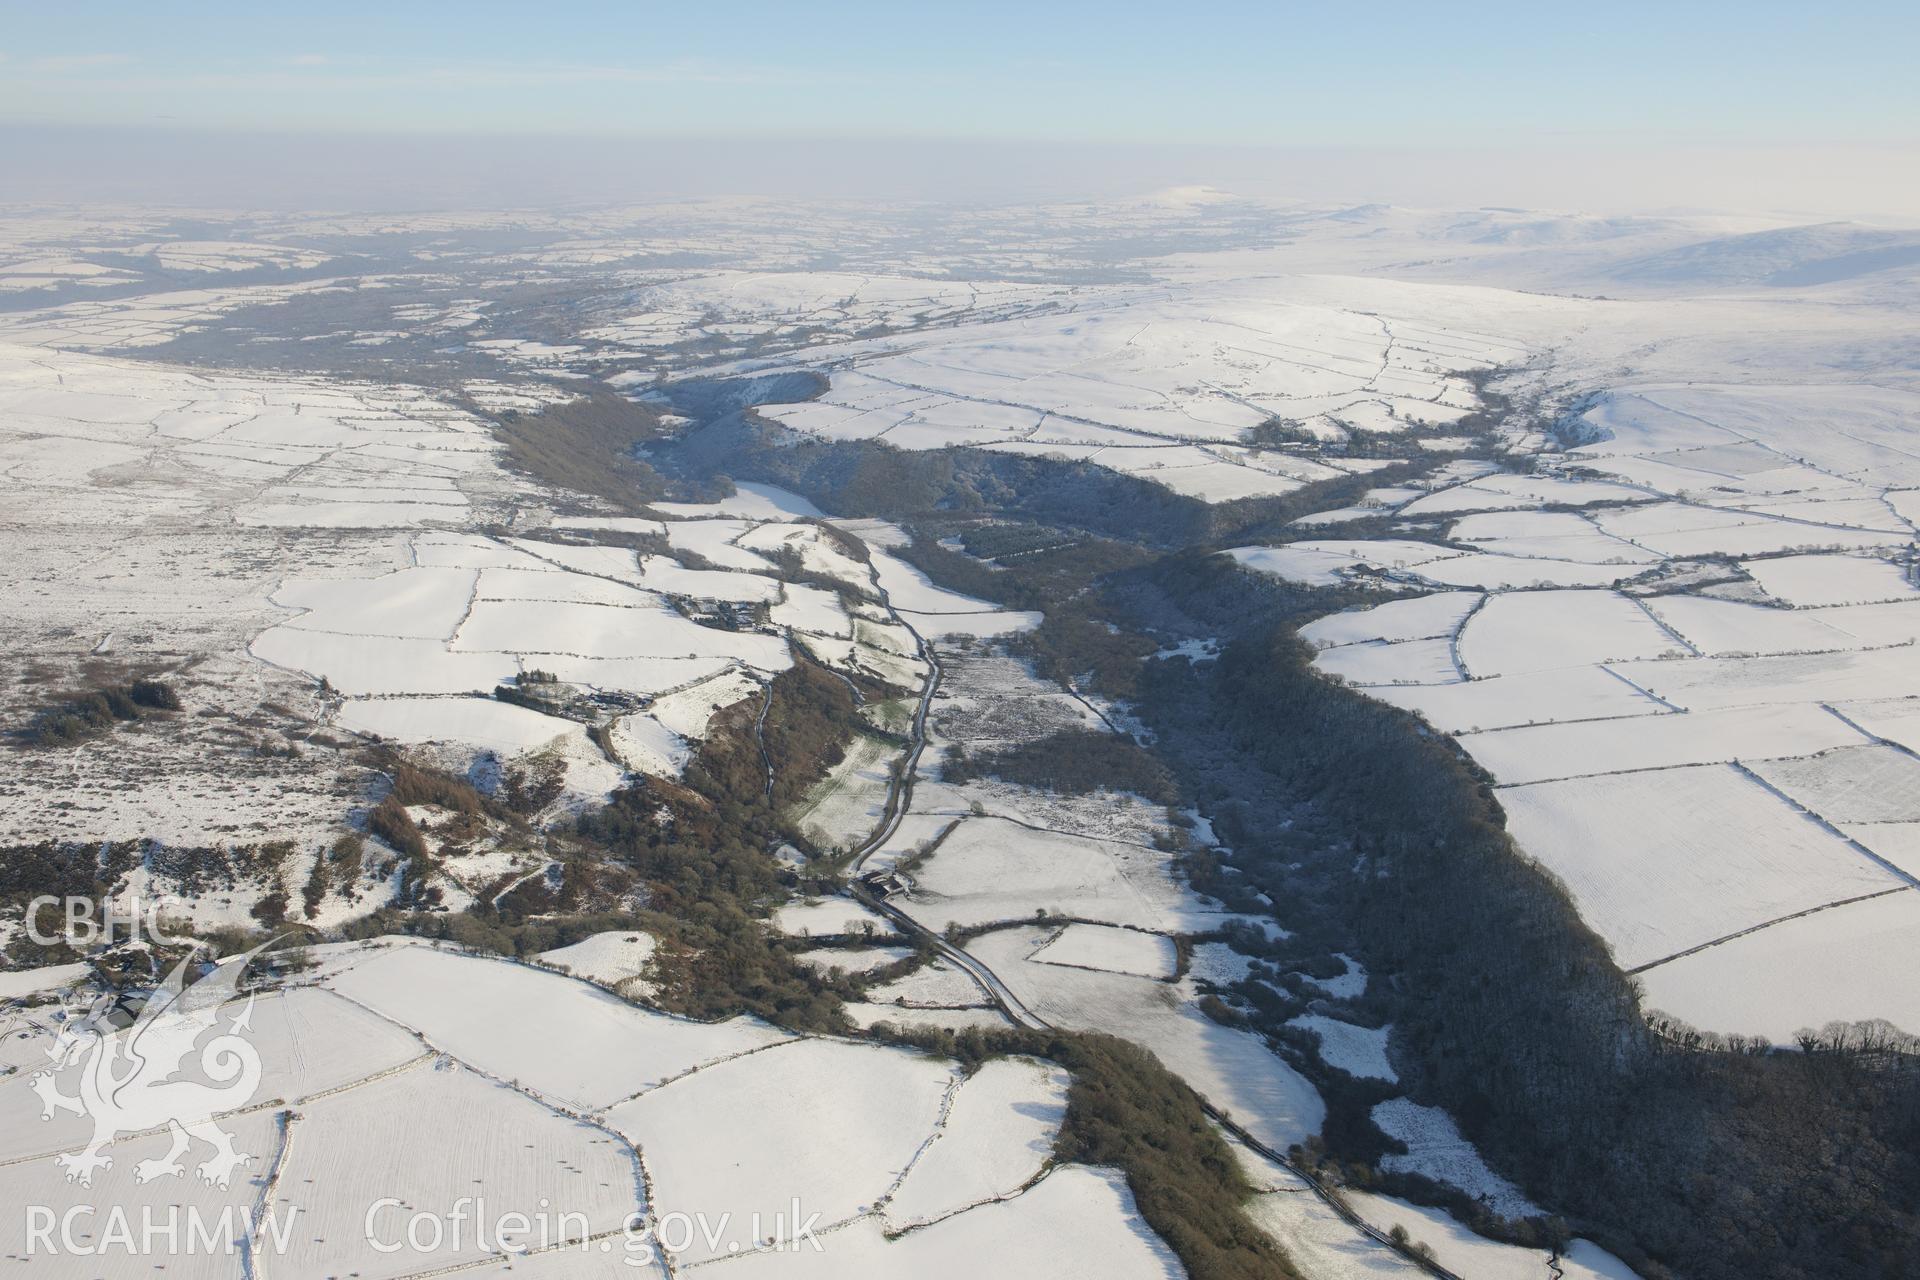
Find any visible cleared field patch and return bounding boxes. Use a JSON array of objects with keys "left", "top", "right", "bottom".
[
  {"left": 1744, "top": 553, "right": 1920, "bottom": 607},
  {"left": 0, "top": 986, "right": 421, "bottom": 1164},
  {"left": 885, "top": 1056, "right": 1069, "bottom": 1228},
  {"left": 1031, "top": 923, "right": 1178, "bottom": 979},
  {"left": 739, "top": 522, "right": 873, "bottom": 592},
  {"left": 252, "top": 628, "right": 518, "bottom": 695},
  {"left": 1229, "top": 540, "right": 1463, "bottom": 587},
  {"left": 1373, "top": 665, "right": 1665, "bottom": 734},
  {"left": 1844, "top": 823, "right": 1920, "bottom": 878},
  {"left": 658, "top": 516, "right": 778, "bottom": 571},
  {"left": 276, "top": 565, "right": 478, "bottom": 639},
  {"left": 538, "top": 654, "right": 739, "bottom": 697},
  {"left": 1314, "top": 637, "right": 1462, "bottom": 686},
  {"left": 608, "top": 1038, "right": 954, "bottom": 1264},
  {"left": 844, "top": 1003, "right": 1011, "bottom": 1034},
  {"left": 1344, "top": 1190, "right": 1636, "bottom": 1280},
  {"left": 1299, "top": 591, "right": 1482, "bottom": 648},
  {"left": 242, "top": 986, "right": 429, "bottom": 1101},
  {"left": 650, "top": 666, "right": 763, "bottom": 739},
  {"left": 899, "top": 607, "right": 1043, "bottom": 638},
  {"left": 789, "top": 731, "right": 900, "bottom": 853},
  {"left": 1409, "top": 554, "right": 1656, "bottom": 591},
  {"left": 772, "top": 896, "right": 899, "bottom": 939},
  {"left": 1449, "top": 510, "right": 1661, "bottom": 565},
  {"left": 1639, "top": 890, "right": 1920, "bottom": 1041},
  {"left": 0, "top": 1113, "right": 278, "bottom": 1280},
  {"left": 1805, "top": 599, "right": 1920, "bottom": 646},
  {"left": 1370, "top": 1099, "right": 1536, "bottom": 1218},
  {"left": 1644, "top": 594, "right": 1866, "bottom": 656},
  {"left": 1457, "top": 589, "right": 1683, "bottom": 678},
  {"left": 270, "top": 1061, "right": 643, "bottom": 1280},
  {"left": 1591, "top": 501, "right": 1840, "bottom": 558},
  {"left": 1239, "top": 1166, "right": 1427, "bottom": 1279},
  {"left": 1609, "top": 647, "right": 1920, "bottom": 711},
  {"left": 1460, "top": 702, "right": 1865, "bottom": 785},
  {"left": 1183, "top": 940, "right": 1256, "bottom": 989},
  {"left": 474, "top": 564, "right": 656, "bottom": 607},
  {"left": 903, "top": 817, "right": 1186, "bottom": 933},
  {"left": 1498, "top": 764, "right": 1904, "bottom": 969},
  {"left": 652, "top": 482, "right": 821, "bottom": 521},
  {"left": 414, "top": 531, "right": 561, "bottom": 571},
  {"left": 637, "top": 554, "right": 783, "bottom": 602},
  {"left": 771, "top": 582, "right": 852, "bottom": 636},
  {"left": 1830, "top": 695, "right": 1920, "bottom": 756},
  {"left": 453, "top": 598, "right": 786, "bottom": 666},
  {"left": 1399, "top": 472, "right": 1646, "bottom": 515},
  {"left": 715, "top": 1164, "right": 1181, "bottom": 1279},
  {"left": 608, "top": 709, "right": 691, "bottom": 777},
  {"left": 325, "top": 945, "right": 789, "bottom": 1110},
  {"left": 870, "top": 549, "right": 999, "bottom": 614},
  {"left": 504, "top": 538, "right": 648, "bottom": 584},
  {"left": 1288, "top": 1015, "right": 1397, "bottom": 1082},
  {"left": 538, "top": 930, "right": 657, "bottom": 990},
  {"left": 864, "top": 957, "right": 991, "bottom": 1008},
  {"left": 796, "top": 945, "right": 916, "bottom": 976},
  {"left": 1751, "top": 744, "right": 1920, "bottom": 824},
  {"left": 337, "top": 696, "right": 575, "bottom": 755}
]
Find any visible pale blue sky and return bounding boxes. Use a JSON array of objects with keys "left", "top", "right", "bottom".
[{"left": 2, "top": 1, "right": 1915, "bottom": 145}]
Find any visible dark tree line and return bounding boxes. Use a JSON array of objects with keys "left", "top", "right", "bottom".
[{"left": 1113, "top": 556, "right": 1920, "bottom": 1280}]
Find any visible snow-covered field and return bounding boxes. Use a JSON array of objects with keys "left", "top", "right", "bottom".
[
  {"left": 1240, "top": 365, "right": 1920, "bottom": 1036},
  {"left": 702, "top": 280, "right": 1528, "bottom": 504},
  {"left": 0, "top": 941, "right": 1187, "bottom": 1277},
  {"left": 773, "top": 896, "right": 900, "bottom": 939},
  {"left": 1288, "top": 1015, "right": 1397, "bottom": 1082},
  {"left": 1370, "top": 1098, "right": 1538, "bottom": 1219},
  {"left": 1343, "top": 1189, "right": 1638, "bottom": 1280},
  {"left": 537, "top": 930, "right": 659, "bottom": 993},
  {"left": 789, "top": 732, "right": 901, "bottom": 853},
  {"left": 1032, "top": 922, "right": 1179, "bottom": 979}
]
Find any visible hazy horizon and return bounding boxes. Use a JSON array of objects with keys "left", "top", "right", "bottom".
[
  {"left": 4, "top": 124, "right": 1918, "bottom": 220},
  {"left": 4, "top": 0, "right": 1918, "bottom": 218}
]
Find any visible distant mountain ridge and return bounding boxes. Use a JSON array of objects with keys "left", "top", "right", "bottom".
[{"left": 1611, "top": 221, "right": 1920, "bottom": 287}]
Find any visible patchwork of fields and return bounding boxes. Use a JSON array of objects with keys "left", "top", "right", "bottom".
[
  {"left": 5, "top": 195, "right": 1920, "bottom": 1278},
  {"left": 685, "top": 278, "right": 1537, "bottom": 504},
  {"left": 1250, "top": 383, "right": 1920, "bottom": 1039},
  {"left": 0, "top": 942, "right": 1179, "bottom": 1278}
]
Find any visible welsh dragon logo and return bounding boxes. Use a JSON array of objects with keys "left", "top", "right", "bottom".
[{"left": 29, "top": 943, "right": 271, "bottom": 1189}]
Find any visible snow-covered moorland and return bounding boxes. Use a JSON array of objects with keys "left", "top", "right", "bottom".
[{"left": 8, "top": 192, "right": 1920, "bottom": 1279}]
